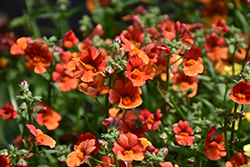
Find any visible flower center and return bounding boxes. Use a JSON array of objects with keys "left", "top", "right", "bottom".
[
  {"left": 131, "top": 69, "right": 140, "bottom": 79},
  {"left": 66, "top": 40, "right": 72, "bottom": 46},
  {"left": 181, "top": 82, "right": 189, "bottom": 88},
  {"left": 85, "top": 64, "right": 96, "bottom": 71},
  {"left": 123, "top": 150, "right": 134, "bottom": 156},
  {"left": 185, "top": 59, "right": 196, "bottom": 66},
  {"left": 236, "top": 93, "right": 246, "bottom": 99},
  {"left": 76, "top": 151, "right": 84, "bottom": 160},
  {"left": 147, "top": 116, "right": 155, "bottom": 124},
  {"left": 33, "top": 56, "right": 44, "bottom": 62},
  {"left": 179, "top": 132, "right": 189, "bottom": 136},
  {"left": 122, "top": 96, "right": 131, "bottom": 105}
]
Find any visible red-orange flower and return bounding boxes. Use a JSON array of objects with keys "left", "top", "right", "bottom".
[
  {"left": 66, "top": 132, "right": 97, "bottom": 167},
  {"left": 78, "top": 73, "right": 109, "bottom": 100},
  {"left": 212, "top": 19, "right": 229, "bottom": 33},
  {"left": 0, "top": 154, "right": 8, "bottom": 167},
  {"left": 10, "top": 37, "right": 31, "bottom": 55},
  {"left": 36, "top": 103, "right": 62, "bottom": 130},
  {"left": 0, "top": 103, "right": 17, "bottom": 120},
  {"left": 204, "top": 126, "right": 226, "bottom": 161},
  {"left": 160, "top": 162, "right": 174, "bottom": 167},
  {"left": 225, "top": 152, "right": 248, "bottom": 167},
  {"left": 112, "top": 134, "right": 144, "bottom": 161},
  {"left": 139, "top": 109, "right": 162, "bottom": 131},
  {"left": 173, "top": 120, "right": 195, "bottom": 146},
  {"left": 62, "top": 30, "right": 79, "bottom": 48},
  {"left": 95, "top": 155, "right": 130, "bottom": 167},
  {"left": 24, "top": 41, "right": 53, "bottom": 74},
  {"left": 172, "top": 71, "right": 199, "bottom": 98},
  {"left": 26, "top": 124, "right": 56, "bottom": 148},
  {"left": 125, "top": 56, "right": 152, "bottom": 87},
  {"left": 183, "top": 45, "right": 203, "bottom": 76},
  {"left": 229, "top": 81, "right": 250, "bottom": 104},
  {"left": 0, "top": 32, "right": 17, "bottom": 51},
  {"left": 204, "top": 32, "right": 226, "bottom": 52},
  {"left": 52, "top": 63, "right": 78, "bottom": 92},
  {"left": 109, "top": 80, "right": 142, "bottom": 109},
  {"left": 121, "top": 25, "right": 145, "bottom": 44},
  {"left": 68, "top": 46, "right": 107, "bottom": 82}
]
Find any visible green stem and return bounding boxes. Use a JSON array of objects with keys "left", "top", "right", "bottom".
[
  {"left": 230, "top": 103, "right": 238, "bottom": 154},
  {"left": 90, "top": 157, "right": 115, "bottom": 167},
  {"left": 104, "top": 76, "right": 112, "bottom": 118},
  {"left": 114, "top": 154, "right": 120, "bottom": 167},
  {"left": 236, "top": 105, "right": 244, "bottom": 136},
  {"left": 95, "top": 97, "right": 105, "bottom": 109},
  {"left": 223, "top": 82, "right": 228, "bottom": 107},
  {"left": 241, "top": 39, "right": 250, "bottom": 69},
  {"left": 166, "top": 56, "right": 171, "bottom": 92},
  {"left": 81, "top": 115, "right": 100, "bottom": 137},
  {"left": 224, "top": 118, "right": 230, "bottom": 161},
  {"left": 169, "top": 95, "right": 186, "bottom": 120},
  {"left": 25, "top": 0, "right": 41, "bottom": 37},
  {"left": 232, "top": 45, "right": 236, "bottom": 75}
]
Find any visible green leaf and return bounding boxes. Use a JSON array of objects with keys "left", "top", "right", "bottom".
[
  {"left": 210, "top": 127, "right": 224, "bottom": 141},
  {"left": 235, "top": 9, "right": 250, "bottom": 34},
  {"left": 8, "top": 15, "right": 27, "bottom": 28}
]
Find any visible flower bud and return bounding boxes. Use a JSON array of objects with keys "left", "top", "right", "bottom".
[
  {"left": 98, "top": 139, "right": 105, "bottom": 147},
  {"left": 188, "top": 159, "right": 195, "bottom": 164}
]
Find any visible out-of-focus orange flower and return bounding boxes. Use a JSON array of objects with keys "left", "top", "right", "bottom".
[
  {"left": 95, "top": 155, "right": 131, "bottom": 167},
  {"left": 183, "top": 45, "right": 203, "bottom": 76},
  {"left": 26, "top": 124, "right": 56, "bottom": 148},
  {"left": 109, "top": 80, "right": 142, "bottom": 109},
  {"left": 225, "top": 152, "right": 248, "bottom": 167},
  {"left": 68, "top": 46, "right": 107, "bottom": 83},
  {"left": 86, "top": 0, "right": 109, "bottom": 12},
  {"left": 139, "top": 109, "right": 162, "bottom": 131},
  {"left": 78, "top": 73, "right": 109, "bottom": 100},
  {"left": 125, "top": 56, "right": 152, "bottom": 87},
  {"left": 24, "top": 41, "right": 53, "bottom": 74},
  {"left": 0, "top": 32, "right": 17, "bottom": 51},
  {"left": 78, "top": 38, "right": 93, "bottom": 53},
  {"left": 0, "top": 57, "right": 7, "bottom": 69},
  {"left": 36, "top": 103, "right": 62, "bottom": 130},
  {"left": 174, "top": 21, "right": 193, "bottom": 43},
  {"left": 204, "top": 126, "right": 226, "bottom": 161},
  {"left": 202, "top": 0, "right": 228, "bottom": 28},
  {"left": 0, "top": 103, "right": 17, "bottom": 120},
  {"left": 108, "top": 108, "right": 123, "bottom": 119},
  {"left": 62, "top": 30, "right": 79, "bottom": 48},
  {"left": 121, "top": 25, "right": 145, "bottom": 44},
  {"left": 113, "top": 134, "right": 144, "bottom": 161},
  {"left": 172, "top": 71, "right": 199, "bottom": 98},
  {"left": 66, "top": 132, "right": 98, "bottom": 167},
  {"left": 10, "top": 37, "right": 31, "bottom": 55},
  {"left": 53, "top": 63, "right": 78, "bottom": 92},
  {"left": 206, "top": 46, "right": 228, "bottom": 64},
  {"left": 141, "top": 43, "right": 158, "bottom": 64},
  {"left": 229, "top": 81, "right": 250, "bottom": 104},
  {"left": 173, "top": 120, "right": 195, "bottom": 146},
  {"left": 160, "top": 162, "right": 174, "bottom": 167}
]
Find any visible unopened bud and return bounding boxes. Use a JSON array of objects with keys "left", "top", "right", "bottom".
[
  {"left": 98, "top": 139, "right": 105, "bottom": 147},
  {"left": 241, "top": 112, "right": 246, "bottom": 118},
  {"left": 26, "top": 40, "right": 33, "bottom": 45},
  {"left": 37, "top": 106, "right": 47, "bottom": 114},
  {"left": 58, "top": 158, "right": 65, "bottom": 163},
  {"left": 188, "top": 159, "right": 195, "bottom": 164}
]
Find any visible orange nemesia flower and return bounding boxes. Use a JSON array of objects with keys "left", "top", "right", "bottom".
[
  {"left": 0, "top": 103, "right": 17, "bottom": 120},
  {"left": 24, "top": 41, "right": 53, "bottom": 74},
  {"left": 172, "top": 71, "right": 199, "bottom": 98},
  {"left": 160, "top": 162, "right": 174, "bottom": 167},
  {"left": 139, "top": 109, "right": 162, "bottom": 131},
  {"left": 26, "top": 124, "right": 56, "bottom": 148},
  {"left": 10, "top": 37, "right": 31, "bottom": 55},
  {"left": 125, "top": 56, "right": 152, "bottom": 87},
  {"left": 36, "top": 103, "right": 62, "bottom": 130},
  {"left": 53, "top": 63, "right": 78, "bottom": 92},
  {"left": 78, "top": 73, "right": 109, "bottom": 100},
  {"left": 62, "top": 30, "right": 79, "bottom": 48},
  {"left": 109, "top": 80, "right": 142, "bottom": 109},
  {"left": 112, "top": 134, "right": 144, "bottom": 161},
  {"left": 204, "top": 126, "right": 226, "bottom": 161},
  {"left": 229, "top": 81, "right": 250, "bottom": 104},
  {"left": 183, "top": 45, "right": 203, "bottom": 76},
  {"left": 173, "top": 120, "right": 195, "bottom": 146},
  {"left": 68, "top": 46, "right": 107, "bottom": 82},
  {"left": 225, "top": 152, "right": 248, "bottom": 167},
  {"left": 121, "top": 25, "right": 145, "bottom": 44},
  {"left": 66, "top": 132, "right": 98, "bottom": 167}
]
